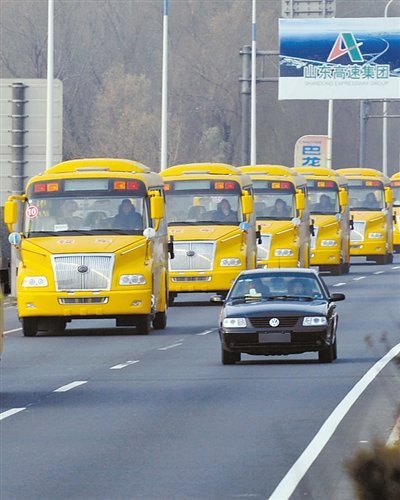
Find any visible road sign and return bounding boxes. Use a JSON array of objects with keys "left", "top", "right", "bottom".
[
  {"left": 281, "top": 0, "right": 335, "bottom": 18},
  {"left": 294, "top": 135, "right": 328, "bottom": 167}
]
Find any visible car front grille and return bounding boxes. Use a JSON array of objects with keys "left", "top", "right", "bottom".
[
  {"left": 249, "top": 316, "right": 299, "bottom": 329},
  {"left": 52, "top": 254, "right": 114, "bottom": 291}
]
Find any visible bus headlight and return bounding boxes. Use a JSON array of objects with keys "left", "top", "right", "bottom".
[
  {"left": 321, "top": 240, "right": 338, "bottom": 247},
  {"left": 220, "top": 258, "right": 241, "bottom": 267},
  {"left": 274, "top": 249, "right": 294, "bottom": 257},
  {"left": 119, "top": 274, "right": 146, "bottom": 285},
  {"left": 22, "top": 276, "right": 48, "bottom": 287},
  {"left": 368, "top": 233, "right": 383, "bottom": 239},
  {"left": 303, "top": 316, "right": 327, "bottom": 326},
  {"left": 222, "top": 317, "right": 247, "bottom": 328}
]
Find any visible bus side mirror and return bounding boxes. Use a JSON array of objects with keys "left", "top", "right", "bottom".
[
  {"left": 168, "top": 235, "right": 175, "bottom": 259},
  {"left": 4, "top": 200, "right": 18, "bottom": 231},
  {"left": 349, "top": 216, "right": 354, "bottom": 230},
  {"left": 149, "top": 191, "right": 164, "bottom": 220},
  {"left": 241, "top": 191, "right": 253, "bottom": 216},
  {"left": 385, "top": 187, "right": 393, "bottom": 205},
  {"left": 339, "top": 188, "right": 348, "bottom": 208},
  {"left": 256, "top": 224, "right": 262, "bottom": 244},
  {"left": 310, "top": 218, "right": 315, "bottom": 236},
  {"left": 295, "top": 190, "right": 306, "bottom": 212}
]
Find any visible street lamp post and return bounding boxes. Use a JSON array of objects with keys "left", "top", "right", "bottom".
[
  {"left": 382, "top": 0, "right": 394, "bottom": 177},
  {"left": 46, "top": 0, "right": 54, "bottom": 169},
  {"left": 250, "top": 0, "right": 257, "bottom": 165}
]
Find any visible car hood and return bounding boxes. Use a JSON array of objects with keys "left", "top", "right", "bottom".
[{"left": 223, "top": 300, "right": 328, "bottom": 317}]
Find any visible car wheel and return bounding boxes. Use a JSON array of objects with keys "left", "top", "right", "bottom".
[
  {"left": 22, "top": 318, "right": 38, "bottom": 337},
  {"left": 153, "top": 310, "right": 167, "bottom": 330},
  {"left": 221, "top": 346, "right": 240, "bottom": 365},
  {"left": 318, "top": 344, "right": 335, "bottom": 363},
  {"left": 331, "top": 336, "right": 337, "bottom": 360},
  {"left": 136, "top": 314, "right": 151, "bottom": 335}
]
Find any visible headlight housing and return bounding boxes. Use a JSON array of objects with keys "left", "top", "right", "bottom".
[
  {"left": 274, "top": 249, "right": 294, "bottom": 257},
  {"left": 119, "top": 274, "right": 146, "bottom": 285},
  {"left": 303, "top": 316, "right": 328, "bottom": 326},
  {"left": 222, "top": 317, "right": 247, "bottom": 328},
  {"left": 220, "top": 258, "right": 241, "bottom": 267},
  {"left": 22, "top": 276, "right": 48, "bottom": 287},
  {"left": 368, "top": 232, "right": 383, "bottom": 239},
  {"left": 321, "top": 240, "right": 338, "bottom": 247}
]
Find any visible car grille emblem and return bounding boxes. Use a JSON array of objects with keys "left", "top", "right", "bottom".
[
  {"left": 269, "top": 318, "right": 280, "bottom": 328},
  {"left": 77, "top": 265, "right": 89, "bottom": 274}
]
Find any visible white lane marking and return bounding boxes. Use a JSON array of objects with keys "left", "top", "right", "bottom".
[
  {"left": 4, "top": 327, "right": 22, "bottom": 335},
  {"left": 196, "top": 329, "right": 214, "bottom": 336},
  {"left": 373, "top": 271, "right": 385, "bottom": 275},
  {"left": 387, "top": 416, "right": 400, "bottom": 447},
  {"left": 353, "top": 276, "right": 366, "bottom": 281},
  {"left": 332, "top": 283, "right": 346, "bottom": 287},
  {"left": 53, "top": 381, "right": 88, "bottom": 393},
  {"left": 392, "top": 266, "right": 400, "bottom": 269},
  {"left": 268, "top": 342, "right": 400, "bottom": 500},
  {"left": 0, "top": 408, "right": 26, "bottom": 421},
  {"left": 110, "top": 360, "right": 139, "bottom": 370},
  {"left": 158, "top": 342, "right": 183, "bottom": 351}
]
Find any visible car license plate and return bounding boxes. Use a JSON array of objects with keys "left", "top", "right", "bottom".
[{"left": 259, "top": 332, "right": 291, "bottom": 343}]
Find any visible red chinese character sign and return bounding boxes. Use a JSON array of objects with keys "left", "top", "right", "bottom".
[
  {"left": 279, "top": 17, "right": 400, "bottom": 100},
  {"left": 294, "top": 135, "right": 328, "bottom": 167}
]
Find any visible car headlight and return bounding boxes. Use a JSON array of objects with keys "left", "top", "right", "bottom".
[
  {"left": 321, "top": 240, "right": 338, "bottom": 247},
  {"left": 274, "top": 249, "right": 294, "bottom": 257},
  {"left": 303, "top": 316, "right": 328, "bottom": 326},
  {"left": 368, "top": 232, "right": 383, "bottom": 239},
  {"left": 222, "top": 317, "right": 247, "bottom": 328},
  {"left": 119, "top": 274, "right": 146, "bottom": 285},
  {"left": 22, "top": 276, "right": 48, "bottom": 287},
  {"left": 220, "top": 258, "right": 241, "bottom": 267}
]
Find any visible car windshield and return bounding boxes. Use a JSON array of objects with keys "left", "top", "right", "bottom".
[{"left": 229, "top": 274, "right": 325, "bottom": 301}]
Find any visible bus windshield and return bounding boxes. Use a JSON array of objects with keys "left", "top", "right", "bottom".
[
  {"left": 348, "top": 183, "right": 385, "bottom": 211},
  {"left": 307, "top": 188, "right": 339, "bottom": 214},
  {"left": 23, "top": 195, "right": 149, "bottom": 235},
  {"left": 391, "top": 186, "right": 400, "bottom": 207}
]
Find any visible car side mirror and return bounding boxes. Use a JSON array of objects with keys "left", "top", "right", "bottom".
[
  {"left": 210, "top": 294, "right": 225, "bottom": 304},
  {"left": 330, "top": 293, "right": 345, "bottom": 302}
]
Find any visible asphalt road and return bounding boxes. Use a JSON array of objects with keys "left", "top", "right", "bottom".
[{"left": 1, "top": 257, "right": 400, "bottom": 500}]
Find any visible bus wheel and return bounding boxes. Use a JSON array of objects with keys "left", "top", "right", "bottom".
[
  {"left": 386, "top": 253, "right": 393, "bottom": 264},
  {"left": 136, "top": 314, "right": 151, "bottom": 335},
  {"left": 153, "top": 310, "right": 167, "bottom": 330},
  {"left": 375, "top": 255, "right": 386, "bottom": 265},
  {"left": 22, "top": 318, "right": 38, "bottom": 337},
  {"left": 168, "top": 293, "right": 176, "bottom": 306},
  {"left": 342, "top": 262, "right": 350, "bottom": 274},
  {"left": 330, "top": 264, "right": 342, "bottom": 276}
]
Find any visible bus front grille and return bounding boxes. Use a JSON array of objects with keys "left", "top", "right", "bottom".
[
  {"left": 169, "top": 242, "right": 215, "bottom": 271},
  {"left": 52, "top": 254, "right": 114, "bottom": 291}
]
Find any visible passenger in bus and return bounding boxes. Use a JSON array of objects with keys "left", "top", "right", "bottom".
[
  {"left": 314, "top": 194, "right": 334, "bottom": 213},
  {"left": 187, "top": 205, "right": 206, "bottom": 221},
  {"left": 58, "top": 200, "right": 82, "bottom": 229},
  {"left": 113, "top": 199, "right": 142, "bottom": 230},
  {"left": 364, "top": 192, "right": 379, "bottom": 209},
  {"left": 212, "top": 199, "right": 237, "bottom": 222},
  {"left": 270, "top": 198, "right": 290, "bottom": 217}
]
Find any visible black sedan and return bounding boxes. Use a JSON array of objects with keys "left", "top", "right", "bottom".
[{"left": 213, "top": 268, "right": 345, "bottom": 364}]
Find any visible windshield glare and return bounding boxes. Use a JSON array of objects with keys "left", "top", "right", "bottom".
[
  {"left": 23, "top": 196, "right": 148, "bottom": 234},
  {"left": 165, "top": 193, "right": 241, "bottom": 224},
  {"left": 229, "top": 275, "right": 325, "bottom": 300},
  {"left": 392, "top": 187, "right": 400, "bottom": 207}
]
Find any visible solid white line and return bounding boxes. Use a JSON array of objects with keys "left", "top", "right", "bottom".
[
  {"left": 332, "top": 283, "right": 346, "bottom": 287},
  {"left": 196, "top": 329, "right": 214, "bottom": 336},
  {"left": 373, "top": 271, "right": 385, "bottom": 275},
  {"left": 353, "top": 276, "right": 366, "bottom": 281},
  {"left": 53, "top": 381, "right": 87, "bottom": 392},
  {"left": 0, "top": 408, "right": 26, "bottom": 421},
  {"left": 158, "top": 342, "right": 183, "bottom": 351},
  {"left": 110, "top": 360, "right": 139, "bottom": 370},
  {"left": 268, "top": 342, "right": 400, "bottom": 500},
  {"left": 387, "top": 416, "right": 400, "bottom": 448},
  {"left": 4, "top": 327, "right": 22, "bottom": 335}
]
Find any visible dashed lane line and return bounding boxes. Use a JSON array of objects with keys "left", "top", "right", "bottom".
[
  {"left": 110, "top": 360, "right": 140, "bottom": 370},
  {"left": 268, "top": 342, "right": 400, "bottom": 500},
  {"left": 196, "top": 329, "right": 215, "bottom": 335},
  {"left": 53, "top": 381, "right": 88, "bottom": 392},
  {"left": 158, "top": 342, "right": 184, "bottom": 351},
  {"left": 0, "top": 408, "right": 26, "bottom": 421},
  {"left": 353, "top": 276, "right": 366, "bottom": 281},
  {"left": 4, "top": 327, "right": 22, "bottom": 335},
  {"left": 332, "top": 283, "right": 346, "bottom": 287},
  {"left": 373, "top": 271, "right": 385, "bottom": 275}
]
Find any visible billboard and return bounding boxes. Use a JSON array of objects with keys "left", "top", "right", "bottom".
[
  {"left": 294, "top": 135, "right": 328, "bottom": 167},
  {"left": 279, "top": 17, "right": 400, "bottom": 100}
]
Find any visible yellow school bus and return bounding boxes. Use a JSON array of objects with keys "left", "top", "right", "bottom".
[
  {"left": 160, "top": 163, "right": 256, "bottom": 301},
  {"left": 294, "top": 167, "right": 351, "bottom": 275},
  {"left": 4, "top": 158, "right": 170, "bottom": 336},
  {"left": 337, "top": 168, "right": 393, "bottom": 264},
  {"left": 240, "top": 165, "right": 309, "bottom": 269},
  {"left": 390, "top": 172, "right": 400, "bottom": 252}
]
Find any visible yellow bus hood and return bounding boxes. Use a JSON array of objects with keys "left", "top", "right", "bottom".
[
  {"left": 168, "top": 225, "right": 242, "bottom": 241},
  {"left": 258, "top": 220, "right": 295, "bottom": 235}
]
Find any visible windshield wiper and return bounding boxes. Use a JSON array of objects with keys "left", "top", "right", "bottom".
[{"left": 268, "top": 295, "right": 314, "bottom": 301}]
